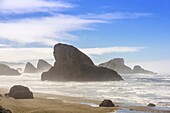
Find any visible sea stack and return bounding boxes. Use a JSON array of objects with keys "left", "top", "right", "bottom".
[
  {"left": 99, "top": 58, "right": 133, "bottom": 74},
  {"left": 24, "top": 62, "right": 36, "bottom": 73},
  {"left": 41, "top": 43, "right": 123, "bottom": 81},
  {"left": 0, "top": 64, "right": 20, "bottom": 75},
  {"left": 37, "top": 59, "right": 52, "bottom": 73},
  {"left": 133, "top": 65, "right": 156, "bottom": 74}
]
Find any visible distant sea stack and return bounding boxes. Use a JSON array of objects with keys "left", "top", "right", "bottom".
[
  {"left": 99, "top": 58, "right": 133, "bottom": 74},
  {"left": 0, "top": 64, "right": 21, "bottom": 75},
  {"left": 24, "top": 62, "right": 36, "bottom": 73},
  {"left": 41, "top": 43, "right": 123, "bottom": 81},
  {"left": 133, "top": 65, "right": 156, "bottom": 74},
  {"left": 37, "top": 59, "right": 52, "bottom": 73}
]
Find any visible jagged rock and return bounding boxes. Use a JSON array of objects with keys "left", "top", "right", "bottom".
[
  {"left": 37, "top": 59, "right": 52, "bottom": 73},
  {"left": 24, "top": 62, "right": 36, "bottom": 73},
  {"left": 0, "top": 64, "right": 20, "bottom": 75},
  {"left": 147, "top": 103, "right": 156, "bottom": 107},
  {"left": 8, "top": 85, "right": 33, "bottom": 99},
  {"left": 99, "top": 58, "right": 133, "bottom": 74},
  {"left": 0, "top": 106, "right": 12, "bottom": 113},
  {"left": 99, "top": 99, "right": 115, "bottom": 107},
  {"left": 133, "top": 65, "right": 156, "bottom": 74},
  {"left": 41, "top": 43, "right": 123, "bottom": 81}
]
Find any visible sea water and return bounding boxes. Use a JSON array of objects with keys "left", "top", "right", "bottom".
[{"left": 0, "top": 73, "right": 170, "bottom": 110}]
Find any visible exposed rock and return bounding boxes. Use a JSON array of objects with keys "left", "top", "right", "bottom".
[
  {"left": 8, "top": 85, "right": 33, "bottom": 99},
  {"left": 41, "top": 43, "right": 123, "bottom": 81},
  {"left": 147, "top": 103, "right": 156, "bottom": 107},
  {"left": 99, "top": 99, "right": 115, "bottom": 107},
  {"left": 0, "top": 94, "right": 2, "bottom": 97},
  {"left": 99, "top": 58, "right": 156, "bottom": 74},
  {"left": 0, "top": 64, "right": 20, "bottom": 75},
  {"left": 24, "top": 62, "right": 36, "bottom": 73},
  {"left": 133, "top": 65, "right": 156, "bottom": 74},
  {"left": 99, "top": 58, "right": 133, "bottom": 74},
  {"left": 37, "top": 59, "right": 52, "bottom": 73},
  {"left": 0, "top": 106, "right": 12, "bottom": 113}
]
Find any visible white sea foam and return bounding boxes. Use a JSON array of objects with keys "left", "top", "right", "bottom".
[{"left": 0, "top": 73, "right": 170, "bottom": 110}]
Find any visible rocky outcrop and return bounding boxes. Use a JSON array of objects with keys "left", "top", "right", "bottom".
[
  {"left": 99, "top": 58, "right": 133, "bottom": 74},
  {"left": 99, "top": 58, "right": 156, "bottom": 74},
  {"left": 99, "top": 99, "right": 115, "bottom": 107},
  {"left": 147, "top": 103, "right": 156, "bottom": 107},
  {"left": 8, "top": 85, "right": 33, "bottom": 99},
  {"left": 41, "top": 43, "right": 123, "bottom": 81},
  {"left": 24, "top": 62, "right": 36, "bottom": 73},
  {"left": 37, "top": 59, "right": 52, "bottom": 73},
  {"left": 133, "top": 65, "right": 156, "bottom": 74},
  {"left": 0, "top": 64, "right": 20, "bottom": 75},
  {"left": 0, "top": 106, "right": 12, "bottom": 113}
]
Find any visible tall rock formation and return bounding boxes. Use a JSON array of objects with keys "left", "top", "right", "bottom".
[
  {"left": 41, "top": 43, "right": 123, "bottom": 81},
  {"left": 99, "top": 58, "right": 133, "bottom": 74},
  {"left": 37, "top": 59, "right": 52, "bottom": 73},
  {"left": 99, "top": 58, "right": 156, "bottom": 74},
  {"left": 0, "top": 64, "right": 21, "bottom": 75},
  {"left": 133, "top": 65, "right": 156, "bottom": 74},
  {"left": 24, "top": 62, "right": 36, "bottom": 73}
]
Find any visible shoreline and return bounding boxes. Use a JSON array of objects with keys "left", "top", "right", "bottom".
[{"left": 0, "top": 87, "right": 170, "bottom": 113}]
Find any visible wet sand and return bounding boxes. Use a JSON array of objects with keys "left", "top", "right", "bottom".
[{"left": 0, "top": 88, "right": 169, "bottom": 113}]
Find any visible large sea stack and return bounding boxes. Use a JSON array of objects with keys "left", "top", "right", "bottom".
[
  {"left": 0, "top": 64, "right": 20, "bottom": 75},
  {"left": 37, "top": 59, "right": 52, "bottom": 73},
  {"left": 41, "top": 43, "right": 123, "bottom": 81},
  {"left": 24, "top": 62, "right": 36, "bottom": 73},
  {"left": 99, "top": 58, "right": 133, "bottom": 74}
]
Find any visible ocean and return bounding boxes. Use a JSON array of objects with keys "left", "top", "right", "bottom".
[{"left": 0, "top": 73, "right": 170, "bottom": 111}]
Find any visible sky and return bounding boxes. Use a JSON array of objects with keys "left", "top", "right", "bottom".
[{"left": 0, "top": 0, "right": 170, "bottom": 74}]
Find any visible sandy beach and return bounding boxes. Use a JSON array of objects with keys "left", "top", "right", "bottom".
[{"left": 1, "top": 88, "right": 170, "bottom": 113}]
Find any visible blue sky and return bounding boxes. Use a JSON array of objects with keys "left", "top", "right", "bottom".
[{"left": 0, "top": 0, "right": 170, "bottom": 74}]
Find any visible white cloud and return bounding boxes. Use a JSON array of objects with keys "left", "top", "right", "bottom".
[
  {"left": 81, "top": 12, "right": 153, "bottom": 20},
  {"left": 0, "top": 0, "right": 75, "bottom": 14},
  {"left": 80, "top": 46, "right": 145, "bottom": 55},
  {"left": 0, "top": 44, "right": 10, "bottom": 47},
  {"left": 0, "top": 46, "right": 144, "bottom": 62},
  {"left": 0, "top": 15, "right": 105, "bottom": 46},
  {"left": 127, "top": 60, "right": 170, "bottom": 75}
]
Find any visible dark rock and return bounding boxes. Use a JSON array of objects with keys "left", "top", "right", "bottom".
[
  {"left": 147, "top": 103, "right": 156, "bottom": 107},
  {"left": 0, "top": 94, "right": 2, "bottom": 97},
  {"left": 24, "top": 62, "right": 36, "bottom": 73},
  {"left": 41, "top": 43, "right": 123, "bottom": 81},
  {"left": 99, "top": 58, "right": 133, "bottom": 74},
  {"left": 37, "top": 59, "right": 52, "bottom": 73},
  {"left": 99, "top": 99, "right": 115, "bottom": 107},
  {"left": 0, "top": 106, "right": 12, "bottom": 113},
  {"left": 5, "top": 93, "right": 8, "bottom": 97},
  {"left": 8, "top": 85, "right": 33, "bottom": 99},
  {"left": 133, "top": 65, "right": 156, "bottom": 74},
  {"left": 0, "top": 64, "right": 21, "bottom": 75}
]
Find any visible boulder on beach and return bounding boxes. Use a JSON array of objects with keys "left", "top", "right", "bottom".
[
  {"left": 37, "top": 59, "right": 52, "bottom": 73},
  {"left": 24, "top": 62, "right": 36, "bottom": 73},
  {"left": 99, "top": 99, "right": 115, "bottom": 107},
  {"left": 41, "top": 43, "right": 123, "bottom": 81},
  {"left": 0, "top": 64, "right": 20, "bottom": 75},
  {"left": 147, "top": 103, "right": 156, "bottom": 107},
  {"left": 0, "top": 106, "right": 12, "bottom": 113},
  {"left": 99, "top": 58, "right": 133, "bottom": 74},
  {"left": 8, "top": 85, "right": 33, "bottom": 99}
]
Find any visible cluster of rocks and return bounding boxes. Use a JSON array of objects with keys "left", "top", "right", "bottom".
[
  {"left": 24, "top": 59, "right": 52, "bottom": 73},
  {"left": 41, "top": 43, "right": 123, "bottom": 81},
  {"left": 99, "top": 58, "right": 156, "bottom": 74},
  {"left": 0, "top": 64, "right": 21, "bottom": 76},
  {"left": 0, "top": 106, "right": 12, "bottom": 113}
]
